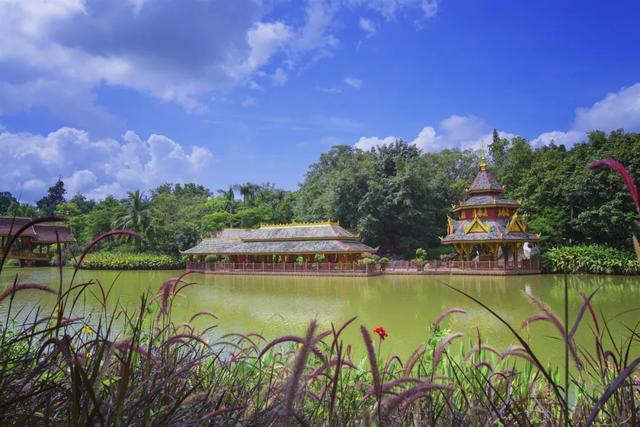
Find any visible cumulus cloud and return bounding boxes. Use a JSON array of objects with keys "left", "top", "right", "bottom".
[
  {"left": 573, "top": 84, "right": 640, "bottom": 132},
  {"left": 354, "top": 114, "right": 515, "bottom": 152},
  {"left": 355, "top": 135, "right": 399, "bottom": 151},
  {"left": 531, "top": 83, "right": 640, "bottom": 147},
  {"left": 359, "top": 17, "right": 377, "bottom": 37},
  {"left": 0, "top": 126, "right": 214, "bottom": 201},
  {"left": 344, "top": 77, "right": 362, "bottom": 89}
]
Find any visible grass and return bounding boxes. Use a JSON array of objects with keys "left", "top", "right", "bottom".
[{"left": 0, "top": 218, "right": 639, "bottom": 425}]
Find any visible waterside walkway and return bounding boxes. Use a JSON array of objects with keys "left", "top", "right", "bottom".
[{"left": 186, "top": 260, "right": 540, "bottom": 277}]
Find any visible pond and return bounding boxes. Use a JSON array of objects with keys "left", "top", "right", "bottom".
[{"left": 1, "top": 268, "right": 639, "bottom": 365}]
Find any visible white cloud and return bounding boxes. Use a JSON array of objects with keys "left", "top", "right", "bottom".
[
  {"left": 240, "top": 22, "right": 293, "bottom": 75},
  {"left": 359, "top": 17, "right": 377, "bottom": 37},
  {"left": 410, "top": 126, "right": 437, "bottom": 150},
  {"left": 349, "top": 0, "right": 440, "bottom": 20},
  {"left": 531, "top": 83, "right": 640, "bottom": 147},
  {"left": 241, "top": 96, "right": 256, "bottom": 107},
  {"left": 355, "top": 135, "right": 398, "bottom": 151},
  {"left": 270, "top": 68, "right": 288, "bottom": 86},
  {"left": 354, "top": 114, "right": 516, "bottom": 152},
  {"left": 344, "top": 77, "right": 362, "bottom": 89},
  {"left": 573, "top": 83, "right": 640, "bottom": 132},
  {"left": 0, "top": 126, "right": 214, "bottom": 201},
  {"left": 531, "top": 130, "right": 583, "bottom": 148}
]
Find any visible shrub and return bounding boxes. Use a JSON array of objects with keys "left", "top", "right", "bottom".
[
  {"left": 75, "top": 252, "right": 185, "bottom": 270},
  {"left": 541, "top": 244, "right": 640, "bottom": 274},
  {"left": 205, "top": 254, "right": 218, "bottom": 263}
]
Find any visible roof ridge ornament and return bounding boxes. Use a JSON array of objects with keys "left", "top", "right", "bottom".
[{"left": 479, "top": 149, "right": 488, "bottom": 172}]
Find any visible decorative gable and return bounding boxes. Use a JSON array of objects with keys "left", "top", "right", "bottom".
[
  {"left": 507, "top": 214, "right": 527, "bottom": 233},
  {"left": 464, "top": 216, "right": 490, "bottom": 233}
]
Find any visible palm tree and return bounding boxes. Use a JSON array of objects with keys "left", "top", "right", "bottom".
[{"left": 113, "top": 190, "right": 150, "bottom": 251}]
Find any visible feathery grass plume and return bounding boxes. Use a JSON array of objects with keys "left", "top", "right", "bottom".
[
  {"left": 282, "top": 320, "right": 317, "bottom": 424},
  {"left": 0, "top": 284, "right": 56, "bottom": 303},
  {"left": 381, "top": 382, "right": 452, "bottom": 420},
  {"left": 404, "top": 346, "right": 426, "bottom": 376},
  {"left": 433, "top": 307, "right": 466, "bottom": 327},
  {"left": 588, "top": 159, "right": 640, "bottom": 214},
  {"left": 360, "top": 325, "right": 382, "bottom": 422},
  {"left": 432, "top": 332, "right": 463, "bottom": 372}
]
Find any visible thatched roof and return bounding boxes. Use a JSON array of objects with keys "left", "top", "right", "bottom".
[{"left": 182, "top": 228, "right": 249, "bottom": 255}]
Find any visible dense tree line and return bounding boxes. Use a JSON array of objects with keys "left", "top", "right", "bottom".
[{"left": 1, "top": 130, "right": 638, "bottom": 257}]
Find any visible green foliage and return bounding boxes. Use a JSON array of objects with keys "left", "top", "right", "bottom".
[
  {"left": 0, "top": 192, "right": 17, "bottom": 215},
  {"left": 541, "top": 244, "right": 640, "bottom": 274},
  {"left": 36, "top": 179, "right": 66, "bottom": 216},
  {"left": 76, "top": 252, "right": 185, "bottom": 270}
]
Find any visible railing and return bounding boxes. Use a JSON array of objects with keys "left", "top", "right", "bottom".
[
  {"left": 186, "top": 260, "right": 540, "bottom": 275},
  {"left": 0, "top": 250, "right": 50, "bottom": 261},
  {"left": 186, "top": 262, "right": 378, "bottom": 275},
  {"left": 386, "top": 259, "right": 540, "bottom": 273}
]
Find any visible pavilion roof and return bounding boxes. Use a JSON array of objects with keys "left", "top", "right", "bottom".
[
  {"left": 467, "top": 170, "right": 503, "bottom": 194},
  {"left": 242, "top": 222, "right": 358, "bottom": 241},
  {"left": 0, "top": 217, "right": 74, "bottom": 243},
  {"left": 182, "top": 222, "right": 373, "bottom": 255},
  {"left": 454, "top": 194, "right": 520, "bottom": 210},
  {"left": 216, "top": 239, "right": 374, "bottom": 255},
  {"left": 442, "top": 218, "right": 539, "bottom": 244}
]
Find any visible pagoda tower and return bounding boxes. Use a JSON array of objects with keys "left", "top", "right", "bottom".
[{"left": 441, "top": 154, "right": 539, "bottom": 264}]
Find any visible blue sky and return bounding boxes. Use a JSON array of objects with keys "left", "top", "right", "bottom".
[{"left": 1, "top": 0, "right": 640, "bottom": 201}]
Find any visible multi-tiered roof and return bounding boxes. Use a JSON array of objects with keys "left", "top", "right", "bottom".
[
  {"left": 182, "top": 221, "right": 374, "bottom": 256},
  {"left": 442, "top": 155, "right": 539, "bottom": 246}
]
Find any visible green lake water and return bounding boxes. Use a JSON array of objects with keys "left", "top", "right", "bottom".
[{"left": 1, "top": 268, "right": 639, "bottom": 365}]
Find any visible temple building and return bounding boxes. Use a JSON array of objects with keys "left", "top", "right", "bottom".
[
  {"left": 182, "top": 221, "right": 376, "bottom": 264},
  {"left": 0, "top": 217, "right": 74, "bottom": 266},
  {"left": 441, "top": 154, "right": 539, "bottom": 266}
]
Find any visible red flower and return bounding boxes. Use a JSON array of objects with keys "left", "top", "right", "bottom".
[{"left": 373, "top": 326, "right": 388, "bottom": 340}]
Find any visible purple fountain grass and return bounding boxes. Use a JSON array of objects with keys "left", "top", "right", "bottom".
[
  {"left": 0, "top": 283, "right": 56, "bottom": 303},
  {"left": 433, "top": 307, "right": 466, "bottom": 328},
  {"left": 432, "top": 332, "right": 464, "bottom": 372}
]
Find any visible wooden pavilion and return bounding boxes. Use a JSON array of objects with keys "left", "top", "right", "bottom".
[
  {"left": 441, "top": 154, "right": 540, "bottom": 269},
  {"left": 183, "top": 221, "right": 375, "bottom": 264},
  {"left": 0, "top": 217, "right": 74, "bottom": 266}
]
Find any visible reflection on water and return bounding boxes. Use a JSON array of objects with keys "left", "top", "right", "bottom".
[{"left": 1, "top": 268, "right": 639, "bottom": 361}]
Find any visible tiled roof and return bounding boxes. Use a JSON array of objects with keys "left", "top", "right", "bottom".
[
  {"left": 442, "top": 218, "right": 538, "bottom": 243},
  {"left": 468, "top": 170, "right": 503, "bottom": 193},
  {"left": 456, "top": 195, "right": 520, "bottom": 209},
  {"left": 218, "top": 239, "right": 374, "bottom": 254},
  {"left": 0, "top": 217, "right": 74, "bottom": 242},
  {"left": 242, "top": 224, "right": 358, "bottom": 241},
  {"left": 182, "top": 224, "right": 372, "bottom": 255}
]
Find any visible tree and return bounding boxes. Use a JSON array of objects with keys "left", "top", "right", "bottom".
[
  {"left": 37, "top": 179, "right": 66, "bottom": 216},
  {"left": 113, "top": 190, "right": 150, "bottom": 250},
  {"left": 0, "top": 192, "right": 17, "bottom": 215}
]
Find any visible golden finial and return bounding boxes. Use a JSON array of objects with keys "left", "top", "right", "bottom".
[{"left": 479, "top": 147, "right": 488, "bottom": 171}]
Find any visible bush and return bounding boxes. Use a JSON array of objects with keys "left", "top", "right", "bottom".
[
  {"left": 76, "top": 252, "right": 185, "bottom": 270},
  {"left": 205, "top": 254, "right": 218, "bottom": 263},
  {"left": 541, "top": 244, "right": 640, "bottom": 275}
]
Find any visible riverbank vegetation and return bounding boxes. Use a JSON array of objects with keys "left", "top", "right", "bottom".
[
  {"left": 1, "top": 130, "right": 638, "bottom": 259},
  {"left": 76, "top": 252, "right": 185, "bottom": 270},
  {"left": 542, "top": 244, "right": 640, "bottom": 275},
  {"left": 1, "top": 233, "right": 638, "bottom": 424}
]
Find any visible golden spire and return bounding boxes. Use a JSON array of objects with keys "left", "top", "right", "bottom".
[{"left": 479, "top": 148, "right": 488, "bottom": 171}]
